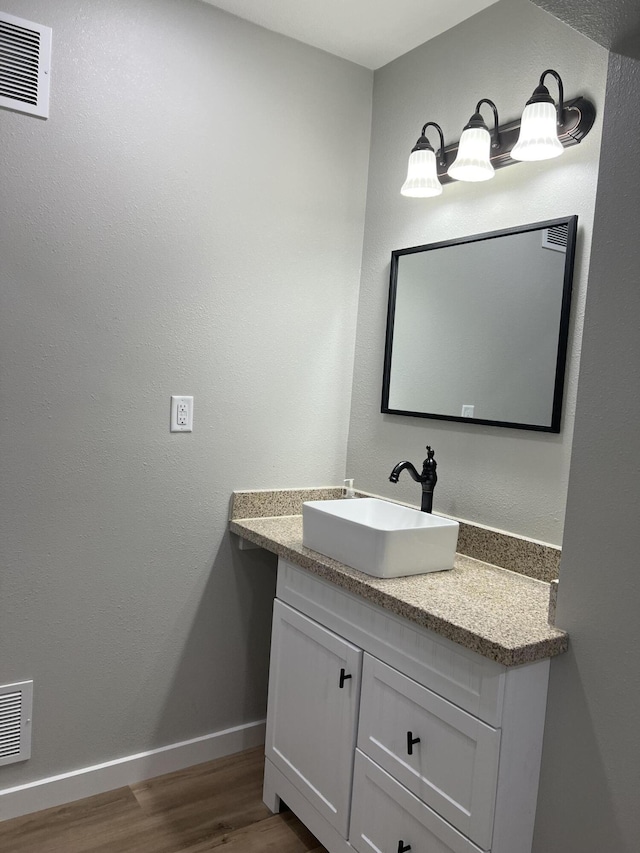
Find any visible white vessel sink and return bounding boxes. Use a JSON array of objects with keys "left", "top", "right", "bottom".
[{"left": 302, "top": 498, "right": 459, "bottom": 578}]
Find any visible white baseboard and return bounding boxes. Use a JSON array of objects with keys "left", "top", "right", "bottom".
[{"left": 0, "top": 718, "right": 266, "bottom": 822}]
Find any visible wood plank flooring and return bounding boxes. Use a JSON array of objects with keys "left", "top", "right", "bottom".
[{"left": 0, "top": 747, "right": 328, "bottom": 853}]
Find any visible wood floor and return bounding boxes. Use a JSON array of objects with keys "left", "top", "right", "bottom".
[{"left": 0, "top": 747, "right": 328, "bottom": 853}]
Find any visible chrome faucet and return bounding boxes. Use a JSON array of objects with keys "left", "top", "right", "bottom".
[{"left": 389, "top": 446, "right": 438, "bottom": 513}]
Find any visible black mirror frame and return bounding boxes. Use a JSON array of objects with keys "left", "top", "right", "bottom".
[{"left": 381, "top": 216, "right": 578, "bottom": 433}]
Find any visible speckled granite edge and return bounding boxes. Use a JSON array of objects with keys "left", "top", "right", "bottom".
[
  {"left": 548, "top": 579, "right": 559, "bottom": 625},
  {"left": 231, "top": 488, "right": 561, "bottom": 582},
  {"left": 229, "top": 515, "right": 568, "bottom": 667}
]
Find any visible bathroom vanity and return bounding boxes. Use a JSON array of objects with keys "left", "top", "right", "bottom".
[{"left": 230, "top": 490, "right": 567, "bottom": 853}]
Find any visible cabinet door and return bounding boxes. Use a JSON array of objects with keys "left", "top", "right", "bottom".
[{"left": 266, "top": 600, "right": 363, "bottom": 837}]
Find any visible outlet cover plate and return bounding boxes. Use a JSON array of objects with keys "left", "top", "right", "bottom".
[{"left": 170, "top": 396, "right": 193, "bottom": 432}]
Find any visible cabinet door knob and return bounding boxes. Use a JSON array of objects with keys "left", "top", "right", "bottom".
[
  {"left": 407, "top": 731, "right": 421, "bottom": 755},
  {"left": 339, "top": 668, "right": 352, "bottom": 689},
  {"left": 397, "top": 841, "right": 411, "bottom": 853}
]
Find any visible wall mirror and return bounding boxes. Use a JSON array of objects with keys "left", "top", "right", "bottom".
[{"left": 382, "top": 217, "right": 578, "bottom": 433}]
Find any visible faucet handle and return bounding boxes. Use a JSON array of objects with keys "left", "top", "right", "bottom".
[{"left": 422, "top": 447, "right": 437, "bottom": 484}]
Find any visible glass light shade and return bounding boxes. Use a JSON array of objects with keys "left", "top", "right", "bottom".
[
  {"left": 447, "top": 127, "right": 494, "bottom": 182},
  {"left": 400, "top": 148, "right": 442, "bottom": 197},
  {"left": 511, "top": 101, "right": 564, "bottom": 161}
]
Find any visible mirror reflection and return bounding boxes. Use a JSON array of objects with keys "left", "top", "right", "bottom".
[{"left": 382, "top": 217, "right": 577, "bottom": 433}]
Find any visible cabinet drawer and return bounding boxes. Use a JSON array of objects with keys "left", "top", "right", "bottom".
[
  {"left": 350, "top": 750, "right": 484, "bottom": 853},
  {"left": 358, "top": 654, "right": 499, "bottom": 850}
]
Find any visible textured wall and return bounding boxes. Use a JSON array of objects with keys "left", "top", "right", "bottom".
[
  {"left": 346, "top": 0, "right": 607, "bottom": 544},
  {"left": 0, "top": 0, "right": 371, "bottom": 785},
  {"left": 533, "top": 50, "right": 640, "bottom": 853},
  {"left": 532, "top": 0, "right": 640, "bottom": 54}
]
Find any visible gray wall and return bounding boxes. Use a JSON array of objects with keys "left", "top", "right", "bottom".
[
  {"left": 346, "top": 0, "right": 607, "bottom": 545},
  {"left": 533, "top": 49, "right": 640, "bottom": 853},
  {"left": 0, "top": 0, "right": 371, "bottom": 785}
]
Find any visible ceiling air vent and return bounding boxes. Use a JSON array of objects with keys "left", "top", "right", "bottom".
[
  {"left": 542, "top": 222, "right": 569, "bottom": 253},
  {"left": 0, "top": 680, "right": 33, "bottom": 767},
  {"left": 0, "top": 11, "right": 51, "bottom": 118}
]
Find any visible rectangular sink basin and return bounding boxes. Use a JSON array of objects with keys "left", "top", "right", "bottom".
[{"left": 302, "top": 498, "right": 459, "bottom": 578}]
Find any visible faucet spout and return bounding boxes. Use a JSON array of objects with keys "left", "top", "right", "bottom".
[
  {"left": 389, "top": 446, "right": 438, "bottom": 513},
  {"left": 389, "top": 461, "right": 421, "bottom": 484}
]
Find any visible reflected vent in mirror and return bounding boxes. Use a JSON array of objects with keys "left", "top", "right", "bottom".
[
  {"left": 0, "top": 12, "right": 51, "bottom": 118},
  {"left": 542, "top": 222, "right": 568, "bottom": 253},
  {"left": 0, "top": 680, "right": 33, "bottom": 766}
]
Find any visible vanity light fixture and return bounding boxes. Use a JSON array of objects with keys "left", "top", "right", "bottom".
[
  {"left": 511, "top": 69, "right": 565, "bottom": 161},
  {"left": 447, "top": 99, "right": 499, "bottom": 182},
  {"left": 400, "top": 122, "right": 446, "bottom": 197},
  {"left": 400, "top": 69, "right": 595, "bottom": 196}
]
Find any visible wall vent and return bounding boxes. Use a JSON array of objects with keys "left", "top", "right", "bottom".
[
  {"left": 542, "top": 223, "right": 569, "bottom": 253},
  {"left": 0, "top": 680, "right": 33, "bottom": 767},
  {"left": 0, "top": 12, "right": 51, "bottom": 118}
]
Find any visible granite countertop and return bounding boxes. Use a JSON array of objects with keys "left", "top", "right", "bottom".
[{"left": 230, "top": 513, "right": 568, "bottom": 667}]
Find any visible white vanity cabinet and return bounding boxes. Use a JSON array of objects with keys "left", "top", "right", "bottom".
[{"left": 264, "top": 559, "right": 551, "bottom": 853}]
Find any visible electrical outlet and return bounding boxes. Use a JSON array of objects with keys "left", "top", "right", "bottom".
[
  {"left": 170, "top": 396, "right": 193, "bottom": 432},
  {"left": 461, "top": 404, "right": 474, "bottom": 418},
  {"left": 177, "top": 401, "right": 188, "bottom": 426}
]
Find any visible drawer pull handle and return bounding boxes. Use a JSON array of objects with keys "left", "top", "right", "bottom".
[
  {"left": 407, "top": 731, "right": 421, "bottom": 755},
  {"left": 397, "top": 841, "right": 411, "bottom": 853},
  {"left": 339, "top": 668, "right": 352, "bottom": 689}
]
